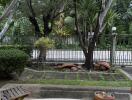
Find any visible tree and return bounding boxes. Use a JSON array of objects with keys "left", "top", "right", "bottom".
[
  {"left": 74, "top": 0, "right": 114, "bottom": 70},
  {"left": 17, "top": 0, "right": 71, "bottom": 60},
  {"left": 20, "top": 0, "right": 70, "bottom": 38}
]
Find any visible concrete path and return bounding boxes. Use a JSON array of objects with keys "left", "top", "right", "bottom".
[{"left": 3, "top": 84, "right": 132, "bottom": 100}]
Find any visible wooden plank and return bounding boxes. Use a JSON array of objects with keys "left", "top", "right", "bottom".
[
  {"left": 11, "top": 86, "right": 30, "bottom": 100},
  {"left": 13, "top": 88, "right": 21, "bottom": 95},
  {"left": 2, "top": 90, "right": 11, "bottom": 100},
  {"left": 0, "top": 86, "right": 30, "bottom": 100},
  {"left": 17, "top": 87, "right": 27, "bottom": 95},
  {"left": 19, "top": 86, "right": 30, "bottom": 94},
  {"left": 12, "top": 88, "right": 20, "bottom": 96},
  {"left": 1, "top": 91, "right": 8, "bottom": 100},
  {"left": 14, "top": 87, "right": 24, "bottom": 97},
  {"left": 2, "top": 95, "right": 9, "bottom": 100},
  {"left": 11, "top": 88, "right": 19, "bottom": 97},
  {"left": 7, "top": 89, "right": 15, "bottom": 98}
]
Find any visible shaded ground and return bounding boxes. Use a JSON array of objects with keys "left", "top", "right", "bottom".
[
  {"left": 0, "top": 80, "right": 12, "bottom": 88},
  {"left": 122, "top": 67, "right": 132, "bottom": 77}
]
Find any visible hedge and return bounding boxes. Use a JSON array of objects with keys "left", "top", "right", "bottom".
[
  {"left": 0, "top": 49, "right": 29, "bottom": 79},
  {"left": 0, "top": 45, "right": 32, "bottom": 56}
]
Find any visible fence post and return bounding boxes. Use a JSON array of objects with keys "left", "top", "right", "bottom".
[{"left": 110, "top": 27, "right": 117, "bottom": 67}]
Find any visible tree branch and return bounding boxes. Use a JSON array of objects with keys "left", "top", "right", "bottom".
[
  {"left": 74, "top": 0, "right": 87, "bottom": 54},
  {"left": 99, "top": 0, "right": 113, "bottom": 31},
  {"left": 26, "top": 0, "right": 41, "bottom": 37},
  {"left": 99, "top": 23, "right": 106, "bottom": 33},
  {"left": 0, "top": 0, "right": 18, "bottom": 21},
  {"left": 0, "top": 12, "right": 13, "bottom": 39},
  {"left": 53, "top": 10, "right": 67, "bottom": 19},
  {"left": 26, "top": 0, "right": 36, "bottom": 17}
]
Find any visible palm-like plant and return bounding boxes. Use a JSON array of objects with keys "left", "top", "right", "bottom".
[{"left": 74, "top": 0, "right": 114, "bottom": 70}]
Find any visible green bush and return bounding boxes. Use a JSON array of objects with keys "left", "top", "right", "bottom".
[
  {"left": 0, "top": 45, "right": 32, "bottom": 56},
  {"left": 34, "top": 37, "right": 54, "bottom": 49},
  {"left": 0, "top": 49, "right": 29, "bottom": 79}
]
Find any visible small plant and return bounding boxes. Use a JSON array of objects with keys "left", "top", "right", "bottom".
[
  {"left": 34, "top": 37, "right": 54, "bottom": 60},
  {"left": 34, "top": 37, "right": 54, "bottom": 49}
]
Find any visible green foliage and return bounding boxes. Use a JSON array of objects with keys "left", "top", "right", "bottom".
[
  {"left": 54, "top": 25, "right": 74, "bottom": 37},
  {"left": 77, "top": 0, "right": 99, "bottom": 28},
  {"left": 53, "top": 14, "right": 75, "bottom": 37},
  {"left": 10, "top": 17, "right": 34, "bottom": 43},
  {"left": 0, "top": 45, "right": 32, "bottom": 56},
  {"left": 0, "top": 0, "right": 11, "bottom": 6},
  {"left": 0, "top": 49, "right": 29, "bottom": 78},
  {"left": 34, "top": 37, "right": 54, "bottom": 49},
  {"left": 18, "top": 0, "right": 71, "bottom": 37},
  {"left": 129, "top": 23, "right": 132, "bottom": 33},
  {"left": 105, "top": 9, "right": 119, "bottom": 28},
  {"left": 114, "top": 0, "right": 132, "bottom": 34},
  {"left": 13, "top": 17, "right": 33, "bottom": 36},
  {"left": 64, "top": 16, "right": 75, "bottom": 29}
]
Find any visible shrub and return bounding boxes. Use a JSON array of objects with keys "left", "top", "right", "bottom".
[
  {"left": 0, "top": 45, "right": 32, "bottom": 56},
  {"left": 34, "top": 37, "right": 54, "bottom": 61},
  {"left": 0, "top": 49, "right": 29, "bottom": 79},
  {"left": 34, "top": 37, "right": 54, "bottom": 49}
]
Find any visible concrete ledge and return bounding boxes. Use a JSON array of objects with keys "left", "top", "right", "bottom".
[
  {"left": 2, "top": 84, "right": 131, "bottom": 93},
  {"left": 2, "top": 84, "right": 132, "bottom": 100}
]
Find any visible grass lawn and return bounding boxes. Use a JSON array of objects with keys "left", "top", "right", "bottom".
[
  {"left": 0, "top": 79, "right": 131, "bottom": 88},
  {"left": 19, "top": 79, "right": 132, "bottom": 87}
]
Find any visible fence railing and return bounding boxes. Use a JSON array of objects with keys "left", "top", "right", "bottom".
[{"left": 0, "top": 34, "right": 132, "bottom": 66}]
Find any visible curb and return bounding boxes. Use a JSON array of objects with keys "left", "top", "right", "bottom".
[{"left": 2, "top": 84, "right": 131, "bottom": 94}]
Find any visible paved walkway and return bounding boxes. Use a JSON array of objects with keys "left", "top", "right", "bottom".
[{"left": 3, "top": 84, "right": 132, "bottom": 100}]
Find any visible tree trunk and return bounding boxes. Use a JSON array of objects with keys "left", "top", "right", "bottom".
[
  {"left": 83, "top": 53, "right": 92, "bottom": 70},
  {"left": 29, "top": 16, "right": 41, "bottom": 38},
  {"left": 43, "top": 16, "right": 52, "bottom": 37},
  {"left": 85, "top": 16, "right": 100, "bottom": 70},
  {"left": 85, "top": 42, "right": 95, "bottom": 70},
  {"left": 39, "top": 47, "right": 46, "bottom": 62}
]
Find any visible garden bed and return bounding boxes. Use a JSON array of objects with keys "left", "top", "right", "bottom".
[{"left": 20, "top": 68, "right": 129, "bottom": 81}]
